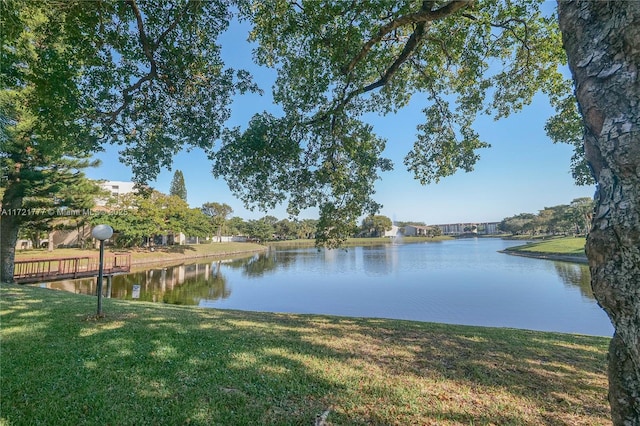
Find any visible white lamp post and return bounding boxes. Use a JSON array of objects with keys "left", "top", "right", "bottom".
[{"left": 92, "top": 224, "right": 113, "bottom": 316}]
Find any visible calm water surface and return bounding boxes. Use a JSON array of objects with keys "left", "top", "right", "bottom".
[{"left": 41, "top": 239, "right": 613, "bottom": 336}]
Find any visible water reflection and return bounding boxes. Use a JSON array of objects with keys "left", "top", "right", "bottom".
[
  {"left": 162, "top": 262, "right": 231, "bottom": 305},
  {"left": 46, "top": 260, "right": 234, "bottom": 305},
  {"left": 241, "top": 252, "right": 279, "bottom": 277},
  {"left": 36, "top": 240, "right": 613, "bottom": 336},
  {"left": 553, "top": 262, "right": 594, "bottom": 299},
  {"left": 361, "top": 245, "right": 398, "bottom": 276},
  {"left": 44, "top": 246, "right": 597, "bottom": 305},
  {"left": 43, "top": 251, "right": 299, "bottom": 305}
]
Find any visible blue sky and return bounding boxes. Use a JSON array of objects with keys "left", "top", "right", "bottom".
[{"left": 86, "top": 15, "right": 594, "bottom": 225}]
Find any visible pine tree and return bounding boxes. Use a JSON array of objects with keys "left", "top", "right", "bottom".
[{"left": 169, "top": 170, "right": 187, "bottom": 202}]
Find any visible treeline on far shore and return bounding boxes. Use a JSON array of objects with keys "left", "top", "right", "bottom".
[{"left": 497, "top": 197, "right": 593, "bottom": 237}]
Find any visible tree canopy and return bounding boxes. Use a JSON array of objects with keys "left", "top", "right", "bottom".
[
  {"left": 210, "top": 0, "right": 584, "bottom": 247},
  {"left": 94, "top": 191, "right": 211, "bottom": 247},
  {"left": 0, "top": 0, "right": 257, "bottom": 281},
  {"left": 202, "top": 201, "right": 233, "bottom": 242},
  {"left": 2, "top": 0, "right": 584, "bottom": 256},
  {"left": 360, "top": 215, "right": 393, "bottom": 237},
  {"left": 2, "top": 1, "right": 638, "bottom": 421},
  {"left": 498, "top": 197, "right": 594, "bottom": 236},
  {"left": 3, "top": 0, "right": 255, "bottom": 179}
]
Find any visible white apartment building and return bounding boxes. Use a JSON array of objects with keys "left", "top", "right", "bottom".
[{"left": 95, "top": 180, "right": 137, "bottom": 206}]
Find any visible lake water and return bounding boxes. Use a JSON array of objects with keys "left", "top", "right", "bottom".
[{"left": 40, "top": 238, "right": 614, "bottom": 336}]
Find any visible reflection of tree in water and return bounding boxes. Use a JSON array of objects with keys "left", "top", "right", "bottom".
[
  {"left": 117, "top": 272, "right": 154, "bottom": 302},
  {"left": 242, "top": 252, "right": 278, "bottom": 276},
  {"left": 225, "top": 251, "right": 297, "bottom": 277},
  {"left": 208, "top": 262, "right": 231, "bottom": 299},
  {"left": 554, "top": 262, "right": 594, "bottom": 300},
  {"left": 225, "top": 256, "right": 257, "bottom": 269},
  {"left": 59, "top": 260, "right": 234, "bottom": 304},
  {"left": 115, "top": 269, "right": 170, "bottom": 303},
  {"left": 163, "top": 261, "right": 230, "bottom": 305},
  {"left": 69, "top": 270, "right": 156, "bottom": 301}
]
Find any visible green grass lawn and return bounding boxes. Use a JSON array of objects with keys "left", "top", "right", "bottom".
[
  {"left": 506, "top": 236, "right": 587, "bottom": 257},
  {"left": 1, "top": 283, "right": 611, "bottom": 425}
]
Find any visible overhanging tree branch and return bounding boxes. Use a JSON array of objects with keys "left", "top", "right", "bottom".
[
  {"left": 307, "top": 17, "right": 431, "bottom": 127},
  {"left": 361, "top": 20, "right": 429, "bottom": 93},
  {"left": 342, "top": 0, "right": 471, "bottom": 75},
  {"left": 126, "top": 0, "right": 156, "bottom": 67},
  {"left": 156, "top": 1, "right": 196, "bottom": 47},
  {"left": 302, "top": 0, "right": 471, "bottom": 128},
  {"left": 103, "top": 0, "right": 194, "bottom": 127}
]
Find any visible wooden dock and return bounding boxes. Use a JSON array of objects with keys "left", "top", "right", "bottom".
[{"left": 13, "top": 254, "right": 131, "bottom": 284}]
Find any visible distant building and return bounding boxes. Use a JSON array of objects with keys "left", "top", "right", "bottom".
[
  {"left": 403, "top": 225, "right": 431, "bottom": 236},
  {"left": 434, "top": 222, "right": 500, "bottom": 235},
  {"left": 95, "top": 180, "right": 137, "bottom": 206},
  {"left": 383, "top": 225, "right": 402, "bottom": 237},
  {"left": 436, "top": 223, "right": 467, "bottom": 235},
  {"left": 482, "top": 222, "right": 499, "bottom": 234}
]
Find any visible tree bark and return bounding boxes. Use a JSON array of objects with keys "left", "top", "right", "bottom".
[
  {"left": 0, "top": 187, "right": 22, "bottom": 283},
  {"left": 558, "top": 1, "right": 640, "bottom": 424}
]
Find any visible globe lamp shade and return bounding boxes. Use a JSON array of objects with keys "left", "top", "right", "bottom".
[{"left": 92, "top": 224, "right": 114, "bottom": 241}]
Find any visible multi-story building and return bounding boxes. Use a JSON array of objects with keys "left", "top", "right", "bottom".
[
  {"left": 434, "top": 222, "right": 501, "bottom": 235},
  {"left": 95, "top": 180, "right": 137, "bottom": 206}
]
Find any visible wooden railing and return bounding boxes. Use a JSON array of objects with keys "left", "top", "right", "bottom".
[{"left": 13, "top": 254, "right": 131, "bottom": 284}]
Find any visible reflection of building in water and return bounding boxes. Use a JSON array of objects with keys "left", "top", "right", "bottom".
[
  {"left": 39, "top": 257, "right": 245, "bottom": 305},
  {"left": 320, "top": 247, "right": 357, "bottom": 274},
  {"left": 158, "top": 263, "right": 214, "bottom": 288},
  {"left": 361, "top": 246, "right": 396, "bottom": 276},
  {"left": 38, "top": 260, "right": 218, "bottom": 302},
  {"left": 47, "top": 279, "right": 88, "bottom": 294}
]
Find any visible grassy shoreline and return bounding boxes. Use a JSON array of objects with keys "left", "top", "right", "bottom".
[
  {"left": 14, "top": 242, "right": 268, "bottom": 266},
  {"left": 502, "top": 236, "right": 588, "bottom": 264},
  {"left": 14, "top": 236, "right": 451, "bottom": 265},
  {"left": 1, "top": 282, "right": 611, "bottom": 425}
]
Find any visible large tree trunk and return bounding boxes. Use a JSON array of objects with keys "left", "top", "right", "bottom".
[
  {"left": 558, "top": 1, "right": 640, "bottom": 424},
  {"left": 0, "top": 189, "right": 22, "bottom": 283}
]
